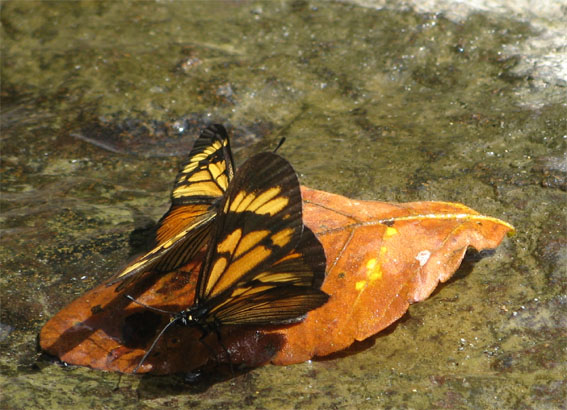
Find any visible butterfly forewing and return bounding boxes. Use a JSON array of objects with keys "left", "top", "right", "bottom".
[
  {"left": 194, "top": 152, "right": 328, "bottom": 327},
  {"left": 196, "top": 152, "right": 303, "bottom": 302},
  {"left": 169, "top": 124, "right": 235, "bottom": 207},
  {"left": 108, "top": 124, "right": 235, "bottom": 291}
]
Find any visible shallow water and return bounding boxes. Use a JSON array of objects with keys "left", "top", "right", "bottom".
[{"left": 1, "top": 1, "right": 565, "bottom": 408}]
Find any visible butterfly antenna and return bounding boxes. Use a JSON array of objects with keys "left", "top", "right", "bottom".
[
  {"left": 132, "top": 316, "right": 181, "bottom": 374},
  {"left": 124, "top": 294, "right": 175, "bottom": 315},
  {"left": 273, "top": 137, "right": 286, "bottom": 153}
]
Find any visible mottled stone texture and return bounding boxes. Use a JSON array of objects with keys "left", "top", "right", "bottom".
[{"left": 1, "top": 1, "right": 564, "bottom": 408}]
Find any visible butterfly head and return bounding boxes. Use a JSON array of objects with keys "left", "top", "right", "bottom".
[{"left": 175, "top": 304, "right": 209, "bottom": 328}]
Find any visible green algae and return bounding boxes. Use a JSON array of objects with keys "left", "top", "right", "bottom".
[{"left": 1, "top": 1, "right": 565, "bottom": 408}]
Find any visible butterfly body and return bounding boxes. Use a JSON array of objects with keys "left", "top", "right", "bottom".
[{"left": 173, "top": 305, "right": 212, "bottom": 330}]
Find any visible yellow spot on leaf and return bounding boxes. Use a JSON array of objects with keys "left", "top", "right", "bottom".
[
  {"left": 366, "top": 254, "right": 383, "bottom": 282},
  {"left": 369, "top": 270, "right": 382, "bottom": 282},
  {"left": 366, "top": 259, "right": 377, "bottom": 270},
  {"left": 385, "top": 227, "right": 398, "bottom": 237}
]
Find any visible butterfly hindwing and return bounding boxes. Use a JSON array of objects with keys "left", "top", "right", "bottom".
[
  {"left": 108, "top": 124, "right": 235, "bottom": 291},
  {"left": 194, "top": 152, "right": 328, "bottom": 327}
]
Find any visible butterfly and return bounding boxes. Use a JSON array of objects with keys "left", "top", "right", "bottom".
[
  {"left": 131, "top": 151, "right": 329, "bottom": 373},
  {"left": 108, "top": 124, "right": 235, "bottom": 291}
]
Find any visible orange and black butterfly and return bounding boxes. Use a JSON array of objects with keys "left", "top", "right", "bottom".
[
  {"left": 132, "top": 152, "right": 329, "bottom": 372},
  {"left": 108, "top": 124, "right": 235, "bottom": 291}
]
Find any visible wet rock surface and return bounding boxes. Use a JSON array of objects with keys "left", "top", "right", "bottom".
[{"left": 1, "top": 1, "right": 565, "bottom": 408}]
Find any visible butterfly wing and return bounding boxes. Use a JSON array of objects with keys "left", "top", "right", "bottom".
[
  {"left": 168, "top": 124, "right": 235, "bottom": 209},
  {"left": 195, "top": 152, "right": 328, "bottom": 326},
  {"left": 205, "top": 227, "right": 329, "bottom": 325},
  {"left": 108, "top": 124, "right": 235, "bottom": 291},
  {"left": 143, "top": 124, "right": 236, "bottom": 271}
]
